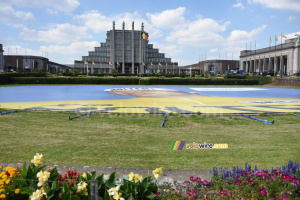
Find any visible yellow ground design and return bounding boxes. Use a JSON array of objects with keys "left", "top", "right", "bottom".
[{"left": 1, "top": 96, "right": 299, "bottom": 114}]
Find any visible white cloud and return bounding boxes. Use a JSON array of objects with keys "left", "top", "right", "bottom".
[
  {"left": 166, "top": 17, "right": 230, "bottom": 46},
  {"left": 248, "top": 0, "right": 300, "bottom": 12},
  {"left": 146, "top": 7, "right": 187, "bottom": 29},
  {"left": 150, "top": 42, "right": 183, "bottom": 58},
  {"left": 209, "top": 48, "right": 218, "bottom": 53},
  {"left": 73, "top": 11, "right": 163, "bottom": 39},
  {"left": 270, "top": 15, "right": 276, "bottom": 19},
  {"left": 233, "top": 2, "right": 245, "bottom": 10},
  {"left": 20, "top": 24, "right": 92, "bottom": 44},
  {"left": 227, "top": 24, "right": 267, "bottom": 44},
  {"left": 40, "top": 41, "right": 99, "bottom": 55},
  {"left": 288, "top": 16, "right": 296, "bottom": 21},
  {"left": 3, "top": 45, "right": 41, "bottom": 56},
  {"left": 46, "top": 9, "right": 58, "bottom": 15},
  {"left": 0, "top": 3, "right": 35, "bottom": 24},
  {"left": 7, "top": 0, "right": 80, "bottom": 14}
]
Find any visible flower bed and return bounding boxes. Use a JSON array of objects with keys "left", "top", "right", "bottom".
[{"left": 0, "top": 154, "right": 299, "bottom": 200}]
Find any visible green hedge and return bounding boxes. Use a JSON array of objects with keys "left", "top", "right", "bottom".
[
  {"left": 10, "top": 77, "right": 139, "bottom": 84},
  {"left": 0, "top": 73, "right": 47, "bottom": 84},
  {"left": 247, "top": 76, "right": 274, "bottom": 85},
  {"left": 139, "top": 78, "right": 150, "bottom": 85},
  {"left": 147, "top": 78, "right": 259, "bottom": 85},
  {"left": 225, "top": 75, "right": 247, "bottom": 79}
]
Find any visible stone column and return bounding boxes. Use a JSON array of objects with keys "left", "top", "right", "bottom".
[
  {"left": 279, "top": 54, "right": 283, "bottom": 75},
  {"left": 246, "top": 59, "right": 248, "bottom": 73},
  {"left": 274, "top": 55, "right": 277, "bottom": 76},
  {"left": 263, "top": 57, "right": 265, "bottom": 72},
  {"left": 131, "top": 22, "right": 135, "bottom": 74},
  {"left": 122, "top": 21, "right": 125, "bottom": 74},
  {"left": 110, "top": 22, "right": 115, "bottom": 71}
]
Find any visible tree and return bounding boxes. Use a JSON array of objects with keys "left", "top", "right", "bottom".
[{"left": 111, "top": 68, "right": 118, "bottom": 77}]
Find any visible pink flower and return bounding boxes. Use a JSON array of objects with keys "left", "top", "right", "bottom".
[
  {"left": 278, "top": 197, "right": 289, "bottom": 200},
  {"left": 282, "top": 174, "right": 292, "bottom": 181},
  {"left": 155, "top": 191, "right": 160, "bottom": 196},
  {"left": 190, "top": 176, "right": 195, "bottom": 181},
  {"left": 234, "top": 180, "right": 241, "bottom": 185},
  {"left": 220, "top": 189, "right": 226, "bottom": 195},
  {"left": 259, "top": 188, "right": 266, "bottom": 196},
  {"left": 188, "top": 190, "right": 194, "bottom": 197}
]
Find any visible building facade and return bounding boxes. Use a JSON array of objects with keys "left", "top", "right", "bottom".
[
  {"left": 180, "top": 60, "right": 239, "bottom": 74},
  {"left": 0, "top": 44, "right": 4, "bottom": 72},
  {"left": 3, "top": 55, "right": 69, "bottom": 73},
  {"left": 240, "top": 38, "right": 300, "bottom": 76},
  {"left": 74, "top": 22, "right": 178, "bottom": 74}
]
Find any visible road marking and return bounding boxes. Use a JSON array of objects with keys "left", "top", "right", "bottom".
[{"left": 179, "top": 98, "right": 205, "bottom": 105}]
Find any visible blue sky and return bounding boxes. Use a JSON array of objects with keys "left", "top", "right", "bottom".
[{"left": 0, "top": 0, "right": 299, "bottom": 66}]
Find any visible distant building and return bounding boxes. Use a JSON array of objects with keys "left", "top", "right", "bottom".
[
  {"left": 180, "top": 60, "right": 239, "bottom": 74},
  {"left": 240, "top": 37, "right": 300, "bottom": 76},
  {"left": 3, "top": 55, "right": 70, "bottom": 73},
  {"left": 0, "top": 44, "right": 4, "bottom": 72},
  {"left": 74, "top": 21, "right": 178, "bottom": 74}
]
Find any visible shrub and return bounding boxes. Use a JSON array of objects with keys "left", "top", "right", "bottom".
[
  {"left": 147, "top": 78, "right": 259, "bottom": 85},
  {"left": 10, "top": 77, "right": 140, "bottom": 85},
  {"left": 139, "top": 78, "right": 150, "bottom": 85}
]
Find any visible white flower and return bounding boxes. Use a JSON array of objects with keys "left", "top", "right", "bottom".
[
  {"left": 31, "top": 153, "right": 43, "bottom": 167},
  {"left": 77, "top": 181, "right": 88, "bottom": 195},
  {"left": 30, "top": 188, "right": 46, "bottom": 200},
  {"left": 37, "top": 171, "right": 50, "bottom": 187}
]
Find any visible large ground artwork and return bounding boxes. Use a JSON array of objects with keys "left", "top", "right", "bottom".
[{"left": 0, "top": 86, "right": 300, "bottom": 114}]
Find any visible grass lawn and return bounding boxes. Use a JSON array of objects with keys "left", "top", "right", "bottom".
[{"left": 0, "top": 111, "right": 299, "bottom": 170}]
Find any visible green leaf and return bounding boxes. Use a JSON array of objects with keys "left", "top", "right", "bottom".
[
  {"left": 147, "top": 183, "right": 158, "bottom": 193},
  {"left": 20, "top": 186, "right": 29, "bottom": 195},
  {"left": 26, "top": 165, "right": 34, "bottom": 179},
  {"left": 107, "top": 172, "right": 116, "bottom": 185},
  {"left": 63, "top": 182, "right": 70, "bottom": 194},
  {"left": 91, "top": 171, "right": 96, "bottom": 179},
  {"left": 127, "top": 194, "right": 134, "bottom": 200},
  {"left": 146, "top": 192, "right": 156, "bottom": 199},
  {"left": 49, "top": 167, "right": 59, "bottom": 181},
  {"left": 29, "top": 181, "right": 38, "bottom": 193},
  {"left": 20, "top": 162, "right": 27, "bottom": 178},
  {"left": 104, "top": 189, "right": 110, "bottom": 200},
  {"left": 62, "top": 191, "right": 71, "bottom": 200},
  {"left": 86, "top": 171, "right": 93, "bottom": 180}
]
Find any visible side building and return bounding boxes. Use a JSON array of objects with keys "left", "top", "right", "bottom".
[
  {"left": 3, "top": 55, "right": 70, "bottom": 73},
  {"left": 240, "top": 37, "right": 300, "bottom": 76},
  {"left": 180, "top": 60, "right": 239, "bottom": 75},
  {"left": 0, "top": 44, "right": 4, "bottom": 72},
  {"left": 74, "top": 22, "right": 178, "bottom": 74}
]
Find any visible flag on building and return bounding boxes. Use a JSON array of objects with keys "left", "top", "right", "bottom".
[
  {"left": 275, "top": 35, "right": 278, "bottom": 42},
  {"left": 166, "top": 62, "right": 168, "bottom": 66},
  {"left": 270, "top": 36, "right": 272, "bottom": 43},
  {"left": 92, "top": 61, "right": 95, "bottom": 65},
  {"left": 142, "top": 32, "right": 149, "bottom": 42},
  {"left": 109, "top": 61, "right": 112, "bottom": 65},
  {"left": 282, "top": 33, "right": 287, "bottom": 38},
  {"left": 117, "top": 62, "right": 120, "bottom": 66},
  {"left": 151, "top": 62, "right": 153, "bottom": 66},
  {"left": 158, "top": 63, "right": 162, "bottom": 66},
  {"left": 84, "top": 61, "right": 88, "bottom": 64},
  {"left": 142, "top": 62, "right": 146, "bottom": 66}
]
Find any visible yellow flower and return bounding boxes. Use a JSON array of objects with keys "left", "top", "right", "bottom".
[
  {"left": 0, "top": 166, "right": 2, "bottom": 171},
  {"left": 82, "top": 173, "right": 87, "bottom": 179},
  {"left": 113, "top": 192, "right": 124, "bottom": 200},
  {"left": 108, "top": 185, "right": 120, "bottom": 196},
  {"left": 15, "top": 188, "right": 20, "bottom": 194},
  {"left": 128, "top": 172, "right": 142, "bottom": 183},
  {"left": 77, "top": 181, "right": 88, "bottom": 195},
  {"left": 5, "top": 180, "right": 10, "bottom": 185},
  {"left": 31, "top": 153, "right": 43, "bottom": 167},
  {"left": 0, "top": 188, "right": 5, "bottom": 193},
  {"left": 128, "top": 172, "right": 135, "bottom": 181},
  {"left": 37, "top": 171, "right": 50, "bottom": 187},
  {"left": 0, "top": 194, "right": 6, "bottom": 199},
  {"left": 152, "top": 168, "right": 163, "bottom": 179},
  {"left": 134, "top": 174, "right": 142, "bottom": 183}
]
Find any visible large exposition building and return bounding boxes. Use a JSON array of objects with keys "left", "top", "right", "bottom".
[
  {"left": 240, "top": 37, "right": 300, "bottom": 76},
  {"left": 74, "top": 22, "right": 178, "bottom": 74}
]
